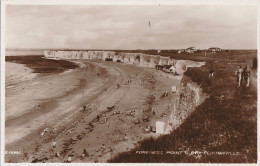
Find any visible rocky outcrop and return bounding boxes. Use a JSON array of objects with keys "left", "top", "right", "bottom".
[{"left": 165, "top": 76, "right": 208, "bottom": 134}]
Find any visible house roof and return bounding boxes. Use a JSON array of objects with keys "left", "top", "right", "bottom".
[
  {"left": 186, "top": 47, "right": 196, "bottom": 50},
  {"left": 208, "top": 47, "right": 221, "bottom": 49}
]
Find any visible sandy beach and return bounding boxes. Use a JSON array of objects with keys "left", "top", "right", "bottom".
[{"left": 5, "top": 59, "right": 181, "bottom": 163}]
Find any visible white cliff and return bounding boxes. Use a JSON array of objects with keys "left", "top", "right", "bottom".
[{"left": 164, "top": 76, "right": 208, "bottom": 134}]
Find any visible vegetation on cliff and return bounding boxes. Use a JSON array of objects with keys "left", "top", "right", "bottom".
[{"left": 109, "top": 59, "right": 257, "bottom": 163}]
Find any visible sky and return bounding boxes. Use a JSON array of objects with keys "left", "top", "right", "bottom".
[{"left": 5, "top": 5, "right": 257, "bottom": 50}]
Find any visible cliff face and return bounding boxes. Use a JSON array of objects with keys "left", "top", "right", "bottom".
[
  {"left": 44, "top": 50, "right": 204, "bottom": 73},
  {"left": 165, "top": 76, "right": 207, "bottom": 134}
]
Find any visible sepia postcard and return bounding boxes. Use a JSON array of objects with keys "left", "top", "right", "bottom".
[{"left": 1, "top": 0, "right": 259, "bottom": 165}]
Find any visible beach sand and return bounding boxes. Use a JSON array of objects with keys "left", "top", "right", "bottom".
[
  {"left": 5, "top": 62, "right": 38, "bottom": 87},
  {"left": 5, "top": 59, "right": 181, "bottom": 163}
]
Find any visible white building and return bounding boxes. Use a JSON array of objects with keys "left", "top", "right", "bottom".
[
  {"left": 177, "top": 49, "right": 186, "bottom": 54},
  {"left": 208, "top": 47, "right": 222, "bottom": 53},
  {"left": 185, "top": 47, "right": 197, "bottom": 53}
]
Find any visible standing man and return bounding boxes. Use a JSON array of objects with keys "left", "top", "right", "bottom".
[
  {"left": 243, "top": 65, "right": 251, "bottom": 87},
  {"left": 209, "top": 62, "right": 215, "bottom": 78},
  {"left": 209, "top": 67, "right": 215, "bottom": 78},
  {"left": 235, "top": 65, "right": 243, "bottom": 88}
]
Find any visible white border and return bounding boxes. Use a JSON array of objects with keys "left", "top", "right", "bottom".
[
  {"left": 1, "top": 1, "right": 6, "bottom": 166},
  {"left": 0, "top": 0, "right": 259, "bottom": 6},
  {"left": 256, "top": 0, "right": 259, "bottom": 165},
  {"left": 1, "top": 0, "right": 259, "bottom": 166}
]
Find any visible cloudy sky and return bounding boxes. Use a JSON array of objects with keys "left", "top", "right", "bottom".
[{"left": 6, "top": 5, "right": 257, "bottom": 50}]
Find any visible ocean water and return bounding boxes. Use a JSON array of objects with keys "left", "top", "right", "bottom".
[{"left": 5, "top": 49, "right": 45, "bottom": 56}]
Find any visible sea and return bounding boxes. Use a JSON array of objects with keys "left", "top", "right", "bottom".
[{"left": 5, "top": 49, "right": 45, "bottom": 56}]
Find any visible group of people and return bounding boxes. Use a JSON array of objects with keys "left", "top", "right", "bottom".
[
  {"left": 66, "top": 149, "right": 89, "bottom": 162},
  {"left": 209, "top": 63, "right": 251, "bottom": 88},
  {"left": 96, "top": 114, "right": 107, "bottom": 123},
  {"left": 52, "top": 139, "right": 89, "bottom": 162},
  {"left": 236, "top": 65, "right": 251, "bottom": 88}
]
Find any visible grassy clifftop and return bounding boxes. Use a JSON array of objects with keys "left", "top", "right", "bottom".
[{"left": 109, "top": 60, "right": 257, "bottom": 163}]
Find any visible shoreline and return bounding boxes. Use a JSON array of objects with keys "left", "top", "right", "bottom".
[
  {"left": 5, "top": 55, "right": 79, "bottom": 74},
  {"left": 5, "top": 62, "right": 38, "bottom": 88}
]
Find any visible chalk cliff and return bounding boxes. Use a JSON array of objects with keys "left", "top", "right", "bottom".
[
  {"left": 45, "top": 50, "right": 202, "bottom": 72},
  {"left": 165, "top": 76, "right": 208, "bottom": 134},
  {"left": 44, "top": 50, "right": 205, "bottom": 80}
]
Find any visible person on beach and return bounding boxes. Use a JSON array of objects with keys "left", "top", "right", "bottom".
[
  {"left": 152, "top": 107, "right": 156, "bottom": 115},
  {"left": 104, "top": 115, "right": 107, "bottom": 123},
  {"left": 55, "top": 152, "right": 60, "bottom": 158},
  {"left": 235, "top": 65, "right": 243, "bottom": 88},
  {"left": 83, "top": 105, "right": 86, "bottom": 111},
  {"left": 52, "top": 140, "right": 56, "bottom": 148},
  {"left": 82, "top": 148, "right": 88, "bottom": 157},
  {"left": 243, "top": 65, "right": 251, "bottom": 87},
  {"left": 101, "top": 144, "right": 106, "bottom": 152},
  {"left": 53, "top": 127, "right": 57, "bottom": 133},
  {"left": 67, "top": 155, "right": 72, "bottom": 163},
  {"left": 124, "top": 132, "right": 128, "bottom": 140}
]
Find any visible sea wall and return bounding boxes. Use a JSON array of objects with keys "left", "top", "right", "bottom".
[{"left": 164, "top": 76, "right": 207, "bottom": 134}]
